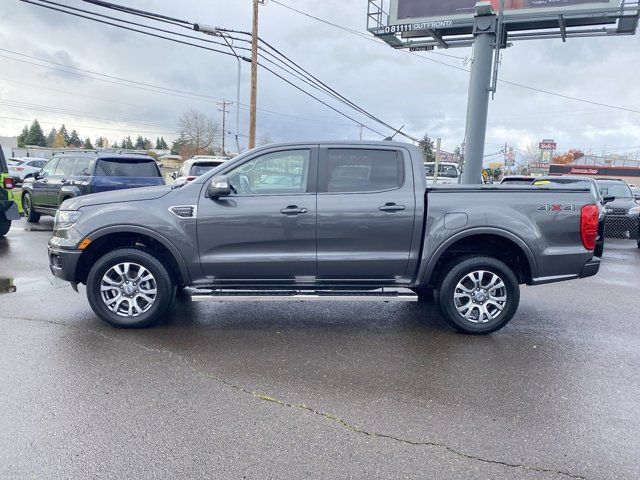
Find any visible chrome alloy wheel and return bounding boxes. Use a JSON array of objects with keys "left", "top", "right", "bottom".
[
  {"left": 453, "top": 270, "right": 507, "bottom": 324},
  {"left": 100, "top": 262, "right": 157, "bottom": 317}
]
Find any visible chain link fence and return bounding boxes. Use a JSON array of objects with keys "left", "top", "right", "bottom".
[{"left": 604, "top": 210, "right": 640, "bottom": 240}]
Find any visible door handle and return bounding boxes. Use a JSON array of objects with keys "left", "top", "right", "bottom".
[
  {"left": 60, "top": 179, "right": 67, "bottom": 184},
  {"left": 280, "top": 205, "right": 308, "bottom": 215},
  {"left": 379, "top": 203, "right": 405, "bottom": 212},
  {"left": 41, "top": 178, "right": 48, "bottom": 183}
]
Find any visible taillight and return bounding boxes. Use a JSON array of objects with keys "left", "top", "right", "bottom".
[
  {"left": 580, "top": 204, "right": 599, "bottom": 251},
  {"left": 14, "top": 167, "right": 24, "bottom": 171},
  {"left": 3, "top": 177, "right": 14, "bottom": 190}
]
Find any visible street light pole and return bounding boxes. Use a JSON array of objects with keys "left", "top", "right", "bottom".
[{"left": 249, "top": 0, "right": 259, "bottom": 149}]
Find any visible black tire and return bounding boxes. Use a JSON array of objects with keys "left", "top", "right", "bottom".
[
  {"left": 412, "top": 286, "right": 435, "bottom": 303},
  {"left": 0, "top": 218, "right": 10, "bottom": 236},
  {"left": 438, "top": 256, "right": 520, "bottom": 335},
  {"left": 22, "top": 192, "right": 41, "bottom": 223},
  {"left": 86, "top": 247, "right": 176, "bottom": 328},
  {"left": 594, "top": 242, "right": 604, "bottom": 258}
]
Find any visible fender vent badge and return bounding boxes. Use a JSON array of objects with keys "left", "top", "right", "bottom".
[{"left": 169, "top": 205, "right": 197, "bottom": 218}]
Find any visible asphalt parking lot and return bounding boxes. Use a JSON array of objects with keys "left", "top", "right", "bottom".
[{"left": 1, "top": 218, "right": 639, "bottom": 479}]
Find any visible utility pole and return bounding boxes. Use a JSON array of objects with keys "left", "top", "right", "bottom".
[
  {"left": 249, "top": 0, "right": 260, "bottom": 149},
  {"left": 461, "top": 3, "right": 497, "bottom": 185},
  {"left": 218, "top": 100, "right": 232, "bottom": 155},
  {"left": 433, "top": 137, "right": 442, "bottom": 183},
  {"left": 359, "top": 124, "right": 363, "bottom": 140}
]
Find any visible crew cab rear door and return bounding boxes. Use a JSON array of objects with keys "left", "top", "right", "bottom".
[
  {"left": 316, "top": 146, "right": 417, "bottom": 282},
  {"left": 197, "top": 146, "right": 318, "bottom": 283}
]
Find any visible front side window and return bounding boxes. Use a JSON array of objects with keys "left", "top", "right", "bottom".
[
  {"left": 227, "top": 149, "right": 310, "bottom": 195},
  {"left": 54, "top": 158, "right": 75, "bottom": 176},
  {"left": 326, "top": 149, "right": 403, "bottom": 193},
  {"left": 40, "top": 158, "right": 59, "bottom": 176}
]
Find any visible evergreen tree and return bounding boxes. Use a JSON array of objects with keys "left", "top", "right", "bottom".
[
  {"left": 419, "top": 134, "right": 436, "bottom": 163},
  {"left": 122, "top": 136, "right": 134, "bottom": 149},
  {"left": 17, "top": 125, "right": 29, "bottom": 147},
  {"left": 83, "top": 137, "right": 94, "bottom": 149},
  {"left": 143, "top": 137, "right": 152, "bottom": 150},
  {"left": 46, "top": 128, "right": 58, "bottom": 147},
  {"left": 158, "top": 136, "right": 168, "bottom": 149},
  {"left": 59, "top": 124, "right": 70, "bottom": 145},
  {"left": 68, "top": 129, "right": 81, "bottom": 147},
  {"left": 135, "top": 135, "right": 146, "bottom": 150},
  {"left": 25, "top": 119, "right": 46, "bottom": 146}
]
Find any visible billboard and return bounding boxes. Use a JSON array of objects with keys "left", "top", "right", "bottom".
[{"left": 388, "top": 0, "right": 621, "bottom": 30}]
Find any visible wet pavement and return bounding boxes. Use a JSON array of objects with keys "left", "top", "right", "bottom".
[{"left": 1, "top": 218, "right": 639, "bottom": 479}]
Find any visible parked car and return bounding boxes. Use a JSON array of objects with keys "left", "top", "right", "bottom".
[
  {"left": 631, "top": 186, "right": 640, "bottom": 200},
  {"left": 424, "top": 161, "right": 460, "bottom": 185},
  {"left": 594, "top": 179, "right": 640, "bottom": 240},
  {"left": 7, "top": 157, "right": 47, "bottom": 182},
  {"left": 532, "top": 176, "right": 610, "bottom": 257},
  {"left": 171, "top": 157, "right": 228, "bottom": 185},
  {"left": 48, "top": 141, "right": 601, "bottom": 334},
  {"left": 0, "top": 147, "right": 20, "bottom": 236},
  {"left": 22, "top": 153, "right": 165, "bottom": 223},
  {"left": 501, "top": 175, "right": 536, "bottom": 185}
]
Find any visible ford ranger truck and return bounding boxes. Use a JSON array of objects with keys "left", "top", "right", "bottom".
[{"left": 47, "top": 141, "right": 601, "bottom": 334}]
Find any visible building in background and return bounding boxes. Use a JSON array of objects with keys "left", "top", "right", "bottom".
[{"left": 550, "top": 154, "right": 640, "bottom": 185}]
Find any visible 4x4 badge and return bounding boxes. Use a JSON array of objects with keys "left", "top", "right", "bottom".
[{"left": 537, "top": 204, "right": 575, "bottom": 212}]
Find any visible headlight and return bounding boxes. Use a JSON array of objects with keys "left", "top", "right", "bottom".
[
  {"left": 629, "top": 206, "right": 640, "bottom": 215},
  {"left": 54, "top": 210, "right": 81, "bottom": 230}
]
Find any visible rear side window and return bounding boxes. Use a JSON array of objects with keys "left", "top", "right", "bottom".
[
  {"left": 95, "top": 158, "right": 160, "bottom": 177},
  {"left": 326, "top": 149, "right": 403, "bottom": 193},
  {"left": 71, "top": 157, "right": 96, "bottom": 176},
  {"left": 8, "top": 159, "right": 24, "bottom": 166}
]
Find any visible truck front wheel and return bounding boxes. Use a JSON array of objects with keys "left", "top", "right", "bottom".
[
  {"left": 86, "top": 248, "right": 176, "bottom": 328},
  {"left": 438, "top": 256, "right": 520, "bottom": 335}
]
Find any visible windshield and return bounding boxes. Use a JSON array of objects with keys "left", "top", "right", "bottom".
[
  {"left": 597, "top": 182, "right": 633, "bottom": 198},
  {"left": 190, "top": 162, "right": 223, "bottom": 177},
  {"left": 424, "top": 163, "right": 459, "bottom": 178},
  {"left": 95, "top": 158, "right": 160, "bottom": 177}
]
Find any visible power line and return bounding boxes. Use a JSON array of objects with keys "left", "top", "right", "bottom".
[
  {"left": 0, "top": 115, "right": 176, "bottom": 135},
  {"left": 62, "top": 0, "right": 416, "bottom": 140}
]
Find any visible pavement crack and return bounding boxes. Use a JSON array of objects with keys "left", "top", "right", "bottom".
[{"left": 0, "top": 316, "right": 589, "bottom": 480}]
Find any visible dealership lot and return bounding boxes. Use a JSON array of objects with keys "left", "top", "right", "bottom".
[{"left": 1, "top": 218, "right": 639, "bottom": 479}]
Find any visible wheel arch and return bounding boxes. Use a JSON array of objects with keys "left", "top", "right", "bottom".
[
  {"left": 75, "top": 226, "right": 191, "bottom": 286},
  {"left": 419, "top": 228, "right": 538, "bottom": 287}
]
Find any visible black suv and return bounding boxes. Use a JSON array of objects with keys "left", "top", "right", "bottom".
[
  {"left": 21, "top": 153, "right": 165, "bottom": 222},
  {"left": 594, "top": 179, "right": 640, "bottom": 243}
]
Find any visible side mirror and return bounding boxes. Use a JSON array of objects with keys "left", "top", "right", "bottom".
[
  {"left": 207, "top": 175, "right": 231, "bottom": 199},
  {"left": 602, "top": 195, "right": 615, "bottom": 204},
  {"left": 634, "top": 194, "right": 640, "bottom": 201},
  {"left": 170, "top": 172, "right": 177, "bottom": 179}
]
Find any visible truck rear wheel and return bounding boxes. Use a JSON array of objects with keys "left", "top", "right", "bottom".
[
  {"left": 437, "top": 256, "right": 520, "bottom": 335},
  {"left": 86, "top": 248, "right": 176, "bottom": 328},
  {"left": 0, "top": 218, "right": 10, "bottom": 236}
]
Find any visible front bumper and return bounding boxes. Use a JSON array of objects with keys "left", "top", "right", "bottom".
[
  {"left": 579, "top": 257, "right": 601, "bottom": 279},
  {"left": 48, "top": 246, "right": 83, "bottom": 282}
]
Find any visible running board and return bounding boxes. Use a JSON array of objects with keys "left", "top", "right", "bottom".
[{"left": 190, "top": 288, "right": 418, "bottom": 303}]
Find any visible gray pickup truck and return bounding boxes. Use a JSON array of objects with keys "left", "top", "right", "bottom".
[{"left": 48, "top": 141, "right": 601, "bottom": 334}]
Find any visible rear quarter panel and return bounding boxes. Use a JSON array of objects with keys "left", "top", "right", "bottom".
[{"left": 419, "top": 188, "right": 597, "bottom": 285}]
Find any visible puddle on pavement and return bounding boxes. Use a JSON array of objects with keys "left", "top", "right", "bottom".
[{"left": 0, "top": 278, "right": 17, "bottom": 294}]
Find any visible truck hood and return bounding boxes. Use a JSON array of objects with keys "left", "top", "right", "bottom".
[{"left": 63, "top": 185, "right": 172, "bottom": 210}]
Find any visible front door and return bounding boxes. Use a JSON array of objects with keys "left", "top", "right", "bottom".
[
  {"left": 32, "top": 157, "right": 58, "bottom": 207},
  {"left": 316, "top": 146, "right": 417, "bottom": 282},
  {"left": 197, "top": 147, "right": 318, "bottom": 284}
]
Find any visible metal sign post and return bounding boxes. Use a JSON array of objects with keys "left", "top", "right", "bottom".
[{"left": 462, "top": 4, "right": 497, "bottom": 184}]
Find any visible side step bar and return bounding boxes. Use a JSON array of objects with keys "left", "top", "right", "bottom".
[{"left": 190, "top": 288, "right": 418, "bottom": 303}]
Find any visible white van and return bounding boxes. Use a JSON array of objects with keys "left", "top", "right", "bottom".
[{"left": 424, "top": 162, "right": 460, "bottom": 185}]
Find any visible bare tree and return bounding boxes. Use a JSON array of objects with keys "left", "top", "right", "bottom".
[
  {"left": 177, "top": 109, "right": 220, "bottom": 155},
  {"left": 521, "top": 143, "right": 540, "bottom": 166},
  {"left": 258, "top": 133, "right": 273, "bottom": 146}
]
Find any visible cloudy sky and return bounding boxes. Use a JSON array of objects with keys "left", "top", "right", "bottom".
[{"left": 0, "top": 0, "right": 639, "bottom": 164}]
